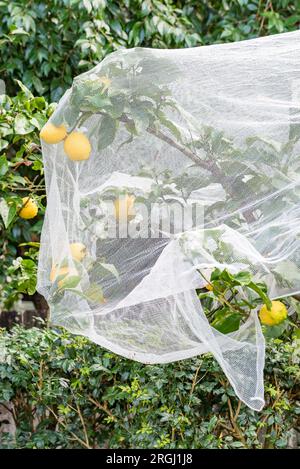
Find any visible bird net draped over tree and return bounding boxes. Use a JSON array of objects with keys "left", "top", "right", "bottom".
[{"left": 38, "top": 31, "right": 300, "bottom": 410}]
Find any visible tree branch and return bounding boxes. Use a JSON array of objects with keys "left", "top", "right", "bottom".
[{"left": 120, "top": 113, "right": 224, "bottom": 178}]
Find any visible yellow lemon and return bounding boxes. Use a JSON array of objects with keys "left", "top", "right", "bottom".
[
  {"left": 114, "top": 194, "right": 135, "bottom": 222},
  {"left": 259, "top": 300, "right": 288, "bottom": 326},
  {"left": 19, "top": 197, "right": 38, "bottom": 219},
  {"left": 69, "top": 242, "right": 86, "bottom": 262},
  {"left": 40, "top": 123, "right": 67, "bottom": 144},
  {"left": 64, "top": 132, "right": 91, "bottom": 161},
  {"left": 50, "top": 265, "right": 78, "bottom": 289}
]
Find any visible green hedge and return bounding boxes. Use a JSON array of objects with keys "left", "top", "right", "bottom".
[
  {"left": 1, "top": 1, "right": 298, "bottom": 100},
  {"left": 0, "top": 325, "right": 299, "bottom": 449}
]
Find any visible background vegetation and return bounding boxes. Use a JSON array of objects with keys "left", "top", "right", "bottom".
[
  {"left": 0, "top": 326, "right": 299, "bottom": 449},
  {"left": 1, "top": 0, "right": 298, "bottom": 101},
  {"left": 0, "top": 0, "right": 299, "bottom": 449}
]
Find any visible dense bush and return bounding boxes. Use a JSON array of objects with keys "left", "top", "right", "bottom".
[
  {"left": 0, "top": 325, "right": 299, "bottom": 449},
  {"left": 0, "top": 1, "right": 298, "bottom": 101}
]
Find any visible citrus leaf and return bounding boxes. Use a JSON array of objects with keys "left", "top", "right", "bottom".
[
  {"left": 84, "top": 283, "right": 104, "bottom": 304},
  {"left": 211, "top": 309, "right": 241, "bottom": 334},
  {"left": 14, "top": 115, "right": 35, "bottom": 135},
  {"left": 98, "top": 115, "right": 117, "bottom": 150},
  {"left": 99, "top": 262, "right": 120, "bottom": 281},
  {"left": 0, "top": 155, "right": 8, "bottom": 176},
  {"left": 0, "top": 198, "right": 17, "bottom": 228},
  {"left": 0, "top": 139, "right": 9, "bottom": 152},
  {"left": 58, "top": 275, "right": 81, "bottom": 290}
]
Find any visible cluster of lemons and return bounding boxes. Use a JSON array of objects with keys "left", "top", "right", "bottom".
[
  {"left": 18, "top": 123, "right": 92, "bottom": 220},
  {"left": 205, "top": 284, "right": 288, "bottom": 326},
  {"left": 40, "top": 123, "right": 91, "bottom": 161},
  {"left": 48, "top": 197, "right": 135, "bottom": 289},
  {"left": 19, "top": 194, "right": 136, "bottom": 222},
  {"left": 50, "top": 242, "right": 86, "bottom": 288}
]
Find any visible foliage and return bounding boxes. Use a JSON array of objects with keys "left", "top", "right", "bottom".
[
  {"left": 0, "top": 84, "right": 51, "bottom": 310},
  {"left": 0, "top": 0, "right": 201, "bottom": 101},
  {"left": 0, "top": 1, "right": 298, "bottom": 101},
  {"left": 0, "top": 324, "right": 298, "bottom": 449}
]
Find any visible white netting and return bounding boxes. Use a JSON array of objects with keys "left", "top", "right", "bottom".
[{"left": 37, "top": 31, "right": 300, "bottom": 411}]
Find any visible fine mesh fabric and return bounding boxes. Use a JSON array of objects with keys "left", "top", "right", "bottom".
[{"left": 38, "top": 31, "right": 300, "bottom": 411}]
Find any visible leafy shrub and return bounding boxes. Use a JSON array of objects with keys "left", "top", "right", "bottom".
[
  {"left": 0, "top": 1, "right": 298, "bottom": 101},
  {"left": 0, "top": 325, "right": 298, "bottom": 449},
  {"left": 0, "top": 0, "right": 201, "bottom": 101},
  {"left": 0, "top": 84, "right": 52, "bottom": 310}
]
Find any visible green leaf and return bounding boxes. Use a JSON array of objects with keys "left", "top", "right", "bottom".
[
  {"left": 108, "top": 95, "right": 125, "bottom": 119},
  {"left": 89, "top": 363, "right": 111, "bottom": 373},
  {"left": 14, "top": 115, "right": 35, "bottom": 135},
  {"left": 263, "top": 320, "right": 288, "bottom": 339},
  {"left": 9, "top": 174, "right": 27, "bottom": 186},
  {"left": 10, "top": 28, "right": 29, "bottom": 36},
  {"left": 0, "top": 139, "right": 9, "bottom": 152},
  {"left": 0, "top": 198, "right": 17, "bottom": 228},
  {"left": 211, "top": 309, "right": 241, "bottom": 334},
  {"left": 18, "top": 242, "right": 40, "bottom": 248},
  {"left": 85, "top": 94, "right": 111, "bottom": 112},
  {"left": 293, "top": 328, "right": 300, "bottom": 340},
  {"left": 58, "top": 275, "right": 81, "bottom": 290},
  {"left": 84, "top": 283, "right": 104, "bottom": 304},
  {"left": 31, "top": 158, "right": 44, "bottom": 173},
  {"left": 0, "top": 155, "right": 8, "bottom": 177},
  {"left": 99, "top": 263, "right": 120, "bottom": 281},
  {"left": 130, "top": 103, "right": 150, "bottom": 133},
  {"left": 157, "top": 110, "right": 182, "bottom": 141},
  {"left": 233, "top": 271, "right": 252, "bottom": 285},
  {"left": 31, "top": 96, "right": 46, "bottom": 110},
  {"left": 97, "top": 115, "right": 117, "bottom": 150},
  {"left": 248, "top": 281, "right": 272, "bottom": 310},
  {"left": 15, "top": 80, "right": 34, "bottom": 98}
]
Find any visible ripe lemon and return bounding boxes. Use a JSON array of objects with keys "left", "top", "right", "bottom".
[
  {"left": 19, "top": 197, "right": 38, "bottom": 219},
  {"left": 259, "top": 300, "right": 288, "bottom": 326},
  {"left": 40, "top": 123, "right": 67, "bottom": 144},
  {"left": 114, "top": 194, "right": 135, "bottom": 222},
  {"left": 64, "top": 132, "right": 91, "bottom": 161},
  {"left": 69, "top": 242, "right": 86, "bottom": 262},
  {"left": 50, "top": 265, "right": 78, "bottom": 289}
]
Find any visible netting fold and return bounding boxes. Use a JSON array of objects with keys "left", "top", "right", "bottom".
[{"left": 38, "top": 31, "right": 300, "bottom": 410}]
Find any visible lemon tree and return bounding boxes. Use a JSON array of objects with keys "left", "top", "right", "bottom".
[
  {"left": 0, "top": 83, "right": 52, "bottom": 309},
  {"left": 37, "top": 49, "right": 300, "bottom": 338}
]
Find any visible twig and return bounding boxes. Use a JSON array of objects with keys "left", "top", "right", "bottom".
[
  {"left": 73, "top": 401, "right": 90, "bottom": 448},
  {"left": 88, "top": 396, "right": 130, "bottom": 433},
  {"left": 234, "top": 400, "right": 242, "bottom": 421},
  {"left": 227, "top": 397, "right": 247, "bottom": 447},
  {"left": 46, "top": 406, "right": 92, "bottom": 449},
  {"left": 189, "top": 364, "right": 201, "bottom": 398}
]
